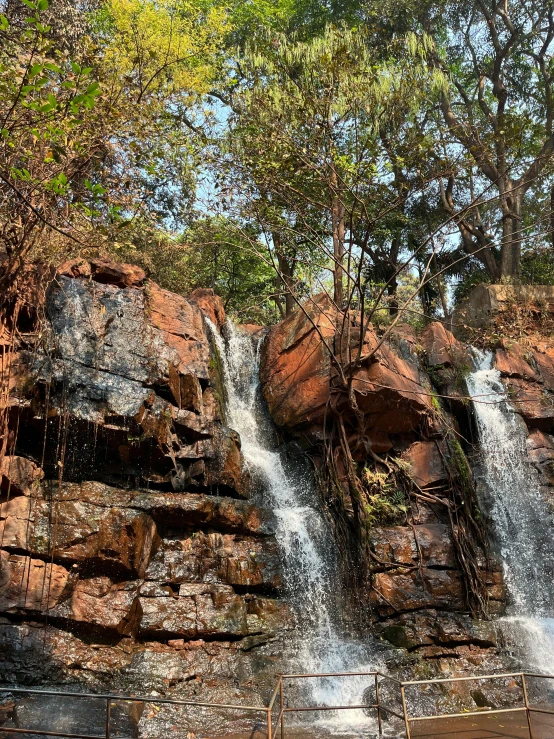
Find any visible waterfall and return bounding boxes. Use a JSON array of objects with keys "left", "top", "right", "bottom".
[
  {"left": 208, "top": 320, "right": 378, "bottom": 733},
  {"left": 467, "top": 350, "right": 554, "bottom": 673}
]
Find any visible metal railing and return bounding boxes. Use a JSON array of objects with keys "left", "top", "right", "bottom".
[
  {"left": 2, "top": 670, "right": 554, "bottom": 738},
  {"left": 266, "top": 670, "right": 554, "bottom": 738},
  {"left": 0, "top": 686, "right": 271, "bottom": 739},
  {"left": 266, "top": 671, "right": 406, "bottom": 738},
  {"left": 399, "top": 671, "right": 554, "bottom": 739}
]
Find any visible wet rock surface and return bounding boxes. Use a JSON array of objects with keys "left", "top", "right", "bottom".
[
  {"left": 0, "top": 260, "right": 287, "bottom": 734},
  {"left": 261, "top": 308, "right": 505, "bottom": 680},
  {"left": 4, "top": 272, "right": 551, "bottom": 733}
]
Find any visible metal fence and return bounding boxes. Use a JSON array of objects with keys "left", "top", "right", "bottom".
[
  {"left": 1, "top": 670, "right": 554, "bottom": 738},
  {"left": 0, "top": 686, "right": 270, "bottom": 739},
  {"left": 267, "top": 670, "right": 554, "bottom": 738}
]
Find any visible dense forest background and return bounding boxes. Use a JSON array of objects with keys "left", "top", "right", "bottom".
[{"left": 1, "top": 0, "right": 554, "bottom": 324}]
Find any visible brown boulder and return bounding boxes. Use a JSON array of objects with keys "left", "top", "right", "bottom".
[
  {"left": 55, "top": 482, "right": 276, "bottom": 536},
  {"left": 0, "top": 456, "right": 43, "bottom": 498},
  {"left": 349, "top": 343, "right": 436, "bottom": 434},
  {"left": 139, "top": 583, "right": 248, "bottom": 638},
  {"left": 14, "top": 272, "right": 249, "bottom": 493},
  {"left": 504, "top": 379, "right": 554, "bottom": 429},
  {"left": 0, "top": 493, "right": 158, "bottom": 577},
  {"left": 376, "top": 610, "right": 497, "bottom": 650},
  {"left": 58, "top": 258, "right": 146, "bottom": 287},
  {"left": 0, "top": 496, "right": 37, "bottom": 551},
  {"left": 204, "top": 427, "right": 249, "bottom": 498},
  {"left": 533, "top": 351, "right": 554, "bottom": 392},
  {"left": 139, "top": 590, "right": 197, "bottom": 638},
  {"left": 146, "top": 282, "right": 211, "bottom": 382},
  {"left": 0, "top": 551, "right": 68, "bottom": 612},
  {"left": 371, "top": 568, "right": 464, "bottom": 616},
  {"left": 402, "top": 441, "right": 447, "bottom": 488},
  {"left": 261, "top": 294, "right": 436, "bottom": 435},
  {"left": 145, "top": 532, "right": 281, "bottom": 590},
  {"left": 370, "top": 526, "right": 414, "bottom": 565},
  {"left": 168, "top": 367, "right": 203, "bottom": 413},
  {"left": 527, "top": 429, "right": 554, "bottom": 466},
  {"left": 194, "top": 584, "right": 249, "bottom": 637},
  {"left": 239, "top": 324, "right": 265, "bottom": 338},
  {"left": 420, "top": 322, "right": 464, "bottom": 367},
  {"left": 246, "top": 596, "right": 293, "bottom": 635},
  {"left": 370, "top": 524, "right": 455, "bottom": 569},
  {"left": 52, "top": 577, "right": 141, "bottom": 635},
  {"left": 188, "top": 288, "right": 226, "bottom": 330},
  {"left": 495, "top": 345, "right": 538, "bottom": 381},
  {"left": 261, "top": 295, "right": 336, "bottom": 429}
]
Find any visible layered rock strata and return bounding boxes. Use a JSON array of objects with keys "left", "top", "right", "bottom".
[{"left": 0, "top": 262, "right": 288, "bottom": 734}]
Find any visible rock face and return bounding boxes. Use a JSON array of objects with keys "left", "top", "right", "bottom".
[
  {"left": 261, "top": 304, "right": 504, "bottom": 677},
  {"left": 491, "top": 340, "right": 554, "bottom": 431},
  {"left": 0, "top": 260, "right": 287, "bottom": 733},
  {"left": 450, "top": 283, "right": 554, "bottom": 338},
  {"left": 260, "top": 294, "right": 437, "bottom": 441},
  {"left": 5, "top": 268, "right": 551, "bottom": 725}
]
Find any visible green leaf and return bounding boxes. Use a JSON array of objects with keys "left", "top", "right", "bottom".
[
  {"left": 44, "top": 62, "right": 62, "bottom": 74},
  {"left": 58, "top": 173, "right": 68, "bottom": 184},
  {"left": 37, "top": 0, "right": 49, "bottom": 9},
  {"left": 0, "top": 14, "right": 9, "bottom": 29},
  {"left": 70, "top": 61, "right": 81, "bottom": 74},
  {"left": 20, "top": 0, "right": 36, "bottom": 8}
]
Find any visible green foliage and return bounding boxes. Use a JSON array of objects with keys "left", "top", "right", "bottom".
[
  {"left": 218, "top": 23, "right": 444, "bottom": 311},
  {"left": 3, "top": 0, "right": 554, "bottom": 323},
  {"left": 0, "top": 0, "right": 106, "bottom": 286},
  {"left": 178, "top": 218, "right": 280, "bottom": 323},
  {"left": 361, "top": 467, "right": 407, "bottom": 527},
  {"left": 112, "top": 217, "right": 279, "bottom": 323},
  {"left": 521, "top": 247, "right": 554, "bottom": 286}
]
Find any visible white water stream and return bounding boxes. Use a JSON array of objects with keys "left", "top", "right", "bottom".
[
  {"left": 467, "top": 350, "right": 554, "bottom": 673},
  {"left": 208, "top": 320, "right": 378, "bottom": 734}
]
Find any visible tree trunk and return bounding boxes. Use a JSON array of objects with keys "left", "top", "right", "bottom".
[
  {"left": 499, "top": 183, "right": 522, "bottom": 282},
  {"left": 277, "top": 253, "right": 296, "bottom": 315},
  {"left": 550, "top": 185, "right": 554, "bottom": 250},
  {"left": 386, "top": 232, "right": 401, "bottom": 315},
  {"left": 331, "top": 191, "right": 345, "bottom": 307},
  {"left": 273, "top": 232, "right": 296, "bottom": 315}
]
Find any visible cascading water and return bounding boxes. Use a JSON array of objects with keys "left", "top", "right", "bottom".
[
  {"left": 467, "top": 350, "right": 554, "bottom": 673},
  {"left": 208, "top": 320, "right": 379, "bottom": 734}
]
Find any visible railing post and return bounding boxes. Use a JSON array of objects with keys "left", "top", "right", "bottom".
[
  {"left": 400, "top": 686, "right": 411, "bottom": 739},
  {"left": 521, "top": 673, "right": 535, "bottom": 739},
  {"left": 279, "top": 677, "right": 285, "bottom": 739},
  {"left": 105, "top": 698, "right": 111, "bottom": 739},
  {"left": 375, "top": 673, "right": 383, "bottom": 738},
  {"left": 267, "top": 706, "right": 272, "bottom": 739}
]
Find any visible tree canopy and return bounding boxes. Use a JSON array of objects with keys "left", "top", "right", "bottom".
[{"left": 1, "top": 0, "right": 554, "bottom": 321}]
